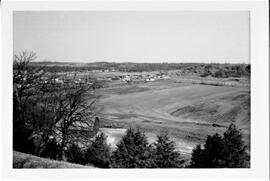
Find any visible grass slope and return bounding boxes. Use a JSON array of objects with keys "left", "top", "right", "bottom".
[
  {"left": 13, "top": 151, "right": 93, "bottom": 168},
  {"left": 96, "top": 79, "right": 250, "bottom": 154}
]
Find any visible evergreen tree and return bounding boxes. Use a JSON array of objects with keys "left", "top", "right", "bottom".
[
  {"left": 189, "top": 133, "right": 225, "bottom": 168},
  {"left": 202, "top": 133, "right": 226, "bottom": 167},
  {"left": 223, "top": 124, "right": 250, "bottom": 168},
  {"left": 111, "top": 128, "right": 154, "bottom": 168},
  {"left": 85, "top": 132, "right": 111, "bottom": 168},
  {"left": 189, "top": 145, "right": 204, "bottom": 168},
  {"left": 153, "top": 133, "right": 184, "bottom": 168},
  {"left": 189, "top": 124, "right": 250, "bottom": 168}
]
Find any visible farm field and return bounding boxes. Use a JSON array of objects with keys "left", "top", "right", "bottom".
[{"left": 96, "top": 76, "right": 250, "bottom": 158}]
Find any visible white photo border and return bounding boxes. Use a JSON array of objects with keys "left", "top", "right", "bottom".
[{"left": 1, "top": 0, "right": 269, "bottom": 180}]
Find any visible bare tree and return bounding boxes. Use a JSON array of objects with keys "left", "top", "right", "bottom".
[
  {"left": 13, "top": 51, "right": 49, "bottom": 153},
  {"left": 13, "top": 51, "right": 99, "bottom": 159},
  {"left": 48, "top": 81, "right": 98, "bottom": 160}
]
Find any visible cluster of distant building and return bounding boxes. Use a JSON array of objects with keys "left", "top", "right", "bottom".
[
  {"left": 38, "top": 70, "right": 172, "bottom": 86},
  {"left": 119, "top": 73, "right": 170, "bottom": 83},
  {"left": 40, "top": 72, "right": 95, "bottom": 86}
]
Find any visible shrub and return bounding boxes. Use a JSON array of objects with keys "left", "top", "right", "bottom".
[
  {"left": 66, "top": 143, "right": 86, "bottom": 165},
  {"left": 245, "top": 65, "right": 250, "bottom": 74},
  {"left": 40, "top": 137, "right": 61, "bottom": 160},
  {"left": 212, "top": 69, "right": 228, "bottom": 78},
  {"left": 13, "top": 125, "right": 36, "bottom": 154},
  {"left": 200, "top": 70, "right": 211, "bottom": 77}
]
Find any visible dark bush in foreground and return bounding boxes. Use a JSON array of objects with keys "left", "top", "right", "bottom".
[
  {"left": 40, "top": 138, "right": 61, "bottom": 160},
  {"left": 189, "top": 124, "right": 249, "bottom": 168},
  {"left": 66, "top": 143, "right": 86, "bottom": 165}
]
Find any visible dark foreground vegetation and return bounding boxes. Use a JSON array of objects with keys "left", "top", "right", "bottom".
[
  {"left": 189, "top": 124, "right": 250, "bottom": 168},
  {"left": 13, "top": 51, "right": 250, "bottom": 168}
]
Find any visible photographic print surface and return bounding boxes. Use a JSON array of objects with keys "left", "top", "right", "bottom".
[{"left": 13, "top": 11, "right": 250, "bottom": 168}]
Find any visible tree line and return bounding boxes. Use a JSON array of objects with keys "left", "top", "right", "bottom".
[
  {"left": 32, "top": 61, "right": 250, "bottom": 78},
  {"left": 35, "top": 124, "right": 249, "bottom": 168}
]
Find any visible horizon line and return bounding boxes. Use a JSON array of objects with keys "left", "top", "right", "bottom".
[{"left": 34, "top": 60, "right": 250, "bottom": 64}]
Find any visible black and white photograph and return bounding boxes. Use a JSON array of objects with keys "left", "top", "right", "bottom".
[
  {"left": 1, "top": 0, "right": 269, "bottom": 180},
  {"left": 12, "top": 10, "right": 251, "bottom": 169}
]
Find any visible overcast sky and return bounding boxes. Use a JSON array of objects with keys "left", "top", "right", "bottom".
[{"left": 14, "top": 11, "right": 249, "bottom": 63}]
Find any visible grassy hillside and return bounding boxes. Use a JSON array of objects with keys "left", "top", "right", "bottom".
[
  {"left": 96, "top": 79, "right": 250, "bottom": 155},
  {"left": 13, "top": 151, "right": 94, "bottom": 168}
]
